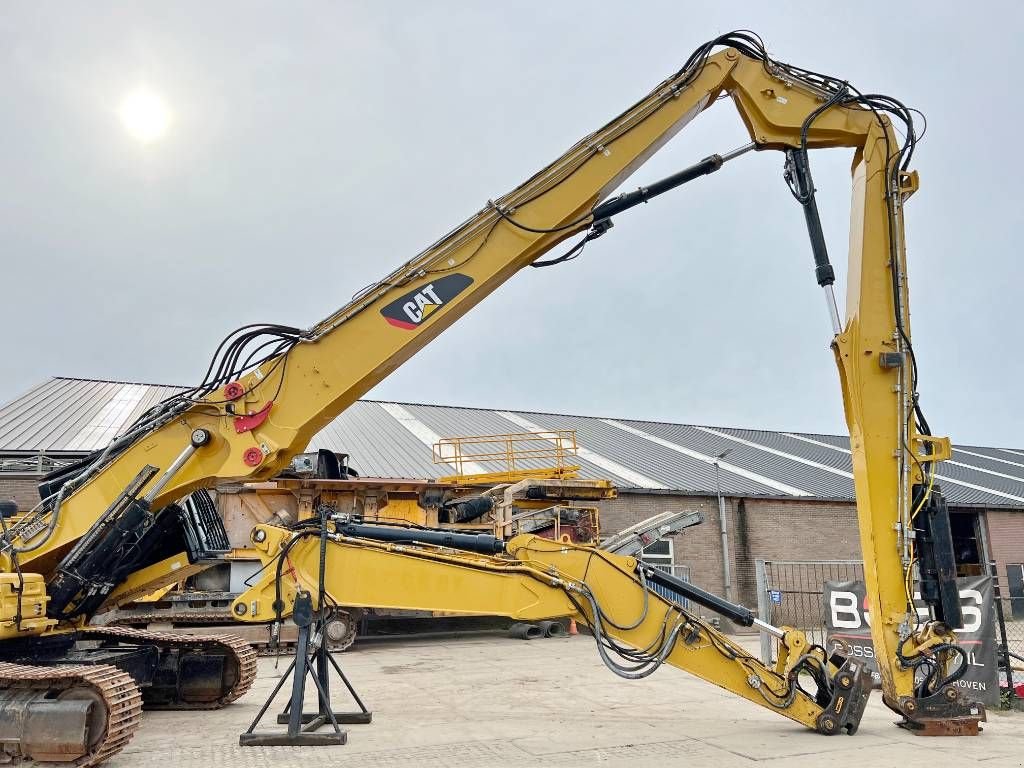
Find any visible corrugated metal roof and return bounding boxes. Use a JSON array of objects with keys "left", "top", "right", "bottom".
[
  {"left": 310, "top": 401, "right": 447, "bottom": 480},
  {"left": 1, "top": 377, "right": 1022, "bottom": 508},
  {"left": 0, "top": 378, "right": 185, "bottom": 453},
  {"left": 630, "top": 422, "right": 855, "bottom": 499}
]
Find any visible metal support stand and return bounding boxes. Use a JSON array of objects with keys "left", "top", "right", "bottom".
[{"left": 240, "top": 507, "right": 371, "bottom": 747}]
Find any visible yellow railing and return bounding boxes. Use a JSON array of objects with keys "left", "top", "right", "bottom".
[{"left": 433, "top": 430, "right": 581, "bottom": 483}]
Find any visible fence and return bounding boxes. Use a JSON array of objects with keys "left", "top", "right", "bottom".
[
  {"left": 754, "top": 559, "right": 863, "bottom": 665},
  {"left": 991, "top": 561, "right": 1022, "bottom": 704},
  {"left": 642, "top": 562, "right": 691, "bottom": 608},
  {"left": 994, "top": 563, "right": 1024, "bottom": 662}
]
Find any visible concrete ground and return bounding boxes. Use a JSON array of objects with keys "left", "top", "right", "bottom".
[{"left": 111, "top": 633, "right": 1022, "bottom": 767}]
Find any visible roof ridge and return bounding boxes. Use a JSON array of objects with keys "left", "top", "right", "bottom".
[
  {"left": 53, "top": 375, "right": 189, "bottom": 389},
  {"left": 361, "top": 398, "right": 849, "bottom": 441}
]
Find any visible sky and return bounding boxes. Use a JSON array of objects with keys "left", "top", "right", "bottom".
[{"left": 1, "top": 2, "right": 1020, "bottom": 446}]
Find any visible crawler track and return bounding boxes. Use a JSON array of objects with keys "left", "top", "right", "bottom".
[
  {"left": 79, "top": 625, "right": 258, "bottom": 707},
  {"left": 0, "top": 661, "right": 142, "bottom": 767},
  {"left": 103, "top": 610, "right": 359, "bottom": 654}
]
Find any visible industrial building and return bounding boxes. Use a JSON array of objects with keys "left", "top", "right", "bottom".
[{"left": 2, "top": 376, "right": 1023, "bottom": 615}]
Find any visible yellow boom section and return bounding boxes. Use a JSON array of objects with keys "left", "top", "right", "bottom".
[{"left": 233, "top": 525, "right": 857, "bottom": 734}]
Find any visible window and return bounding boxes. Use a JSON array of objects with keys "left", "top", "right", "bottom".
[
  {"left": 640, "top": 538, "right": 687, "bottom": 606},
  {"left": 950, "top": 512, "right": 983, "bottom": 576},
  {"left": 1008, "top": 564, "right": 1024, "bottom": 620},
  {"left": 641, "top": 539, "right": 674, "bottom": 567}
]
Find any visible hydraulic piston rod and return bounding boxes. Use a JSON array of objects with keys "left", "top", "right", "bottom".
[
  {"left": 335, "top": 522, "right": 505, "bottom": 555},
  {"left": 638, "top": 562, "right": 757, "bottom": 626},
  {"left": 784, "top": 148, "right": 842, "bottom": 335},
  {"left": 590, "top": 142, "right": 756, "bottom": 222},
  {"left": 142, "top": 429, "right": 212, "bottom": 503},
  {"left": 639, "top": 562, "right": 788, "bottom": 640}
]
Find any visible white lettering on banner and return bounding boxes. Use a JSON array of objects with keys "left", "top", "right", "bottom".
[
  {"left": 830, "top": 591, "right": 862, "bottom": 629},
  {"left": 957, "top": 589, "right": 982, "bottom": 634},
  {"left": 955, "top": 679, "right": 987, "bottom": 691},
  {"left": 911, "top": 589, "right": 982, "bottom": 633},
  {"left": 842, "top": 643, "right": 875, "bottom": 660},
  {"left": 831, "top": 588, "right": 983, "bottom": 633}
]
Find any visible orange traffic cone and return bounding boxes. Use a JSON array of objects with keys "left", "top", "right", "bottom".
[{"left": 568, "top": 618, "right": 578, "bottom": 636}]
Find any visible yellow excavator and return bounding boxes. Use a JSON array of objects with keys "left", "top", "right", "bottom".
[{"left": 0, "top": 30, "right": 984, "bottom": 764}]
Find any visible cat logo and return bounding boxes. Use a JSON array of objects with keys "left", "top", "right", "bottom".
[{"left": 380, "top": 273, "right": 474, "bottom": 330}]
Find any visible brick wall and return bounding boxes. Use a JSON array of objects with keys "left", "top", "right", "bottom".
[
  {"left": 985, "top": 510, "right": 1024, "bottom": 579},
  {"left": 597, "top": 492, "right": 725, "bottom": 596},
  {"left": 0, "top": 475, "right": 40, "bottom": 511},
  {"left": 601, "top": 493, "right": 1024, "bottom": 631},
  {"left": 598, "top": 492, "right": 861, "bottom": 603},
  {"left": 733, "top": 498, "right": 862, "bottom": 608}
]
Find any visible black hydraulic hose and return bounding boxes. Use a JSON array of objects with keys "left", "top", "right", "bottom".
[
  {"left": 317, "top": 508, "right": 329, "bottom": 616},
  {"left": 785, "top": 148, "right": 835, "bottom": 288},
  {"left": 273, "top": 529, "right": 320, "bottom": 622}
]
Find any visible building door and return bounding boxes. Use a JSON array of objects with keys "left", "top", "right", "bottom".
[
  {"left": 950, "top": 510, "right": 984, "bottom": 576},
  {"left": 1007, "top": 564, "right": 1024, "bottom": 620}
]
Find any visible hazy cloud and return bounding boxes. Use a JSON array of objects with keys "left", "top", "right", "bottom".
[{"left": 1, "top": 2, "right": 1019, "bottom": 446}]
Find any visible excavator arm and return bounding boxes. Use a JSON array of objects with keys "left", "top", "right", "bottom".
[
  {"left": 233, "top": 522, "right": 870, "bottom": 735},
  {"left": 1, "top": 31, "right": 981, "bottom": 735}
]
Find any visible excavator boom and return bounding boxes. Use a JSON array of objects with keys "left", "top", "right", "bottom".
[{"left": 233, "top": 522, "right": 871, "bottom": 735}]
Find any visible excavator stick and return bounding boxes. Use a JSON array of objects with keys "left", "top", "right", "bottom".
[
  {"left": 234, "top": 523, "right": 873, "bottom": 735},
  {"left": 639, "top": 562, "right": 871, "bottom": 735}
]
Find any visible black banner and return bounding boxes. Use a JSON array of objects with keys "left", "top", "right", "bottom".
[{"left": 823, "top": 576, "right": 998, "bottom": 706}]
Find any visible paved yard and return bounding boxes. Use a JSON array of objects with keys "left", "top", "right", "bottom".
[{"left": 110, "top": 633, "right": 1022, "bottom": 767}]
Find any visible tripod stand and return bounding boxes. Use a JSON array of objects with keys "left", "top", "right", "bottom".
[{"left": 239, "top": 510, "right": 371, "bottom": 746}]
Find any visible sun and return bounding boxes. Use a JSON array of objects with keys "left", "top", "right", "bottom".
[{"left": 118, "top": 87, "right": 171, "bottom": 144}]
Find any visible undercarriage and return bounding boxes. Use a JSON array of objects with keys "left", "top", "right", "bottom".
[{"left": 0, "top": 626, "right": 256, "bottom": 765}]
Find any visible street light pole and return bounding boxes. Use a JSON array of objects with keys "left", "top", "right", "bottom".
[{"left": 714, "top": 449, "right": 733, "bottom": 603}]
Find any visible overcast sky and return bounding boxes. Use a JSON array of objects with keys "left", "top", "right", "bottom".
[{"left": 1, "top": 2, "right": 1020, "bottom": 446}]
